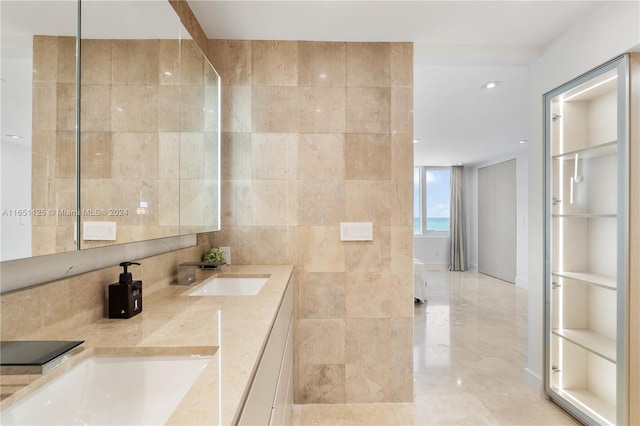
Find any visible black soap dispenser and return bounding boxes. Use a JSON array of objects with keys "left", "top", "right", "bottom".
[{"left": 108, "top": 261, "right": 143, "bottom": 319}]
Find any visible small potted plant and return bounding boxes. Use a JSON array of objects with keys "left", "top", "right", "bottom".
[{"left": 202, "top": 247, "right": 226, "bottom": 269}]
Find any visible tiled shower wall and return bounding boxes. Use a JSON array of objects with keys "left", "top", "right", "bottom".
[
  {"left": 207, "top": 40, "right": 415, "bottom": 403},
  {"left": 31, "top": 35, "right": 218, "bottom": 255}
]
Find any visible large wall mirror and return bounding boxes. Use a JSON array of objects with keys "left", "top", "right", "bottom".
[{"left": 1, "top": 0, "right": 220, "bottom": 264}]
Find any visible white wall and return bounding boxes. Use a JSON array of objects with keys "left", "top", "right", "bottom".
[
  {"left": 464, "top": 149, "right": 529, "bottom": 286},
  {"left": 526, "top": 1, "right": 640, "bottom": 390},
  {"left": 414, "top": 235, "right": 449, "bottom": 267}
]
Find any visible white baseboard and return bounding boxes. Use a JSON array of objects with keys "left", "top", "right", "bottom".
[
  {"left": 515, "top": 276, "right": 529, "bottom": 289},
  {"left": 469, "top": 263, "right": 478, "bottom": 271},
  {"left": 423, "top": 263, "right": 449, "bottom": 271},
  {"left": 524, "top": 368, "right": 542, "bottom": 394}
]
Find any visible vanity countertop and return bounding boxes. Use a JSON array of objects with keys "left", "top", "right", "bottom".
[{"left": 0, "top": 264, "right": 294, "bottom": 425}]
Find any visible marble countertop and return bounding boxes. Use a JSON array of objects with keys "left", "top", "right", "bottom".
[{"left": 0, "top": 264, "right": 294, "bottom": 425}]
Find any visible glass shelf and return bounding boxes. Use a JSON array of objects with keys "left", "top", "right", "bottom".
[
  {"left": 552, "top": 213, "right": 616, "bottom": 218},
  {"left": 553, "top": 140, "right": 617, "bottom": 160},
  {"left": 552, "top": 271, "right": 617, "bottom": 290},
  {"left": 552, "top": 328, "right": 616, "bottom": 362}
]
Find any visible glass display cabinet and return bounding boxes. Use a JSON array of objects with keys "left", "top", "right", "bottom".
[{"left": 544, "top": 55, "right": 629, "bottom": 425}]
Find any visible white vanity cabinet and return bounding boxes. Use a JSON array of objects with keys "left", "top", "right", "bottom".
[
  {"left": 544, "top": 55, "right": 630, "bottom": 425},
  {"left": 239, "top": 279, "right": 293, "bottom": 426}
]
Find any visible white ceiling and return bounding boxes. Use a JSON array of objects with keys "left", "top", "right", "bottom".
[{"left": 188, "top": 0, "right": 609, "bottom": 166}]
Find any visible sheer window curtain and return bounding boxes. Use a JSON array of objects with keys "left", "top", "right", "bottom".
[{"left": 449, "top": 166, "right": 467, "bottom": 271}]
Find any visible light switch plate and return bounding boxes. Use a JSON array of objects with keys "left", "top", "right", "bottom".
[
  {"left": 219, "top": 246, "right": 231, "bottom": 264},
  {"left": 83, "top": 221, "right": 117, "bottom": 241},
  {"left": 340, "top": 222, "right": 373, "bottom": 241}
]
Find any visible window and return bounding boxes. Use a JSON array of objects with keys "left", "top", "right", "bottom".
[{"left": 413, "top": 166, "right": 451, "bottom": 235}]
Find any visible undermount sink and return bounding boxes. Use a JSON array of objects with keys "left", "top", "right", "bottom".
[
  {"left": 186, "top": 276, "right": 269, "bottom": 296},
  {"left": 0, "top": 354, "right": 211, "bottom": 425}
]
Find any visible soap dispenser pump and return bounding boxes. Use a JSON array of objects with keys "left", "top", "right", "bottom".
[{"left": 108, "top": 261, "right": 143, "bottom": 319}]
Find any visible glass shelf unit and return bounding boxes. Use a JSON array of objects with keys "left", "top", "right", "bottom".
[{"left": 544, "top": 55, "right": 629, "bottom": 426}]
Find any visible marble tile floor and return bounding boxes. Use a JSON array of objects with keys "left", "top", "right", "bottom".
[{"left": 291, "top": 270, "right": 578, "bottom": 425}]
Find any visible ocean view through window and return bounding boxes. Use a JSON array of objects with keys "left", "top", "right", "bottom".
[{"left": 414, "top": 167, "right": 451, "bottom": 234}]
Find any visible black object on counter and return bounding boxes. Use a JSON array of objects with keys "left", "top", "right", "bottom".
[{"left": 108, "top": 261, "right": 142, "bottom": 319}]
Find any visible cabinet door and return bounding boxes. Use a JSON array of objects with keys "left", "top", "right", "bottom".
[{"left": 544, "top": 55, "right": 629, "bottom": 426}]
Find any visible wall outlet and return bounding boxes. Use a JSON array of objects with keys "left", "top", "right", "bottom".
[{"left": 219, "top": 246, "right": 231, "bottom": 264}]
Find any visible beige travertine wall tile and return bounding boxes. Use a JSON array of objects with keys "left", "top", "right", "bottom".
[
  {"left": 345, "top": 318, "right": 391, "bottom": 366},
  {"left": 81, "top": 178, "right": 113, "bottom": 211},
  {"left": 179, "top": 132, "right": 205, "bottom": 179},
  {"left": 251, "top": 226, "right": 299, "bottom": 265},
  {"left": 179, "top": 85, "right": 205, "bottom": 132},
  {"left": 299, "top": 226, "right": 345, "bottom": 272},
  {"left": 298, "top": 134, "right": 345, "bottom": 180},
  {"left": 208, "top": 226, "right": 253, "bottom": 264},
  {"left": 158, "top": 86, "right": 181, "bottom": 132},
  {"left": 391, "top": 226, "right": 413, "bottom": 274},
  {"left": 299, "top": 319, "right": 346, "bottom": 364},
  {"left": 346, "top": 87, "right": 391, "bottom": 133},
  {"left": 222, "top": 86, "right": 252, "bottom": 132},
  {"left": 391, "top": 43, "right": 413, "bottom": 87},
  {"left": 31, "top": 226, "right": 57, "bottom": 257},
  {"left": 298, "top": 180, "right": 344, "bottom": 226},
  {"left": 80, "top": 132, "right": 111, "bottom": 179},
  {"left": 252, "top": 133, "right": 298, "bottom": 180},
  {"left": 299, "top": 272, "right": 345, "bottom": 319},
  {"left": 221, "top": 132, "right": 252, "bottom": 180},
  {"left": 252, "top": 41, "right": 298, "bottom": 86},
  {"left": 111, "top": 85, "right": 159, "bottom": 132},
  {"left": 81, "top": 85, "right": 111, "bottom": 131},
  {"left": 56, "top": 83, "right": 76, "bottom": 131},
  {"left": 298, "top": 42, "right": 345, "bottom": 88},
  {"left": 158, "top": 132, "right": 180, "bottom": 179},
  {"left": 345, "top": 364, "right": 390, "bottom": 403},
  {"left": 391, "top": 87, "right": 413, "bottom": 135},
  {"left": 55, "top": 130, "right": 76, "bottom": 179},
  {"left": 344, "top": 226, "right": 391, "bottom": 272},
  {"left": 344, "top": 180, "right": 392, "bottom": 225},
  {"left": 221, "top": 180, "right": 252, "bottom": 227},
  {"left": 252, "top": 86, "right": 300, "bottom": 133},
  {"left": 159, "top": 39, "right": 180, "bottom": 86},
  {"left": 299, "top": 87, "right": 346, "bottom": 133},
  {"left": 345, "top": 133, "right": 391, "bottom": 180},
  {"left": 32, "top": 83, "right": 57, "bottom": 131},
  {"left": 298, "top": 365, "right": 346, "bottom": 403},
  {"left": 207, "top": 39, "right": 252, "bottom": 86},
  {"left": 31, "top": 130, "right": 57, "bottom": 183},
  {"left": 111, "top": 132, "right": 159, "bottom": 179},
  {"left": 251, "top": 180, "right": 298, "bottom": 226},
  {"left": 33, "top": 36, "right": 58, "bottom": 83},
  {"left": 112, "top": 40, "right": 160, "bottom": 85},
  {"left": 344, "top": 271, "right": 392, "bottom": 318},
  {"left": 389, "top": 270, "right": 414, "bottom": 318},
  {"left": 81, "top": 39, "right": 112, "bottom": 85},
  {"left": 346, "top": 42, "right": 390, "bottom": 88},
  {"left": 179, "top": 40, "right": 205, "bottom": 86},
  {"left": 390, "top": 317, "right": 413, "bottom": 401},
  {"left": 56, "top": 36, "right": 76, "bottom": 84}
]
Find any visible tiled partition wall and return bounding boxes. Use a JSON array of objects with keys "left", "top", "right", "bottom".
[{"left": 207, "top": 40, "right": 415, "bottom": 403}]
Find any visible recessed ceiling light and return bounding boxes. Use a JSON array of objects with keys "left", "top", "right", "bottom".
[
  {"left": 163, "top": 71, "right": 173, "bottom": 76},
  {"left": 481, "top": 81, "right": 502, "bottom": 89},
  {"left": 517, "top": 139, "right": 528, "bottom": 144},
  {"left": 413, "top": 139, "right": 420, "bottom": 144},
  {"left": 6, "top": 134, "right": 22, "bottom": 139}
]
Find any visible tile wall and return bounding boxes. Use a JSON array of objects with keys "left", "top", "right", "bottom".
[{"left": 207, "top": 40, "right": 415, "bottom": 403}]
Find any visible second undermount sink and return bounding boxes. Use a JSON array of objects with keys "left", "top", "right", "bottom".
[
  {"left": 0, "top": 354, "right": 212, "bottom": 425},
  {"left": 186, "top": 276, "right": 269, "bottom": 296}
]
